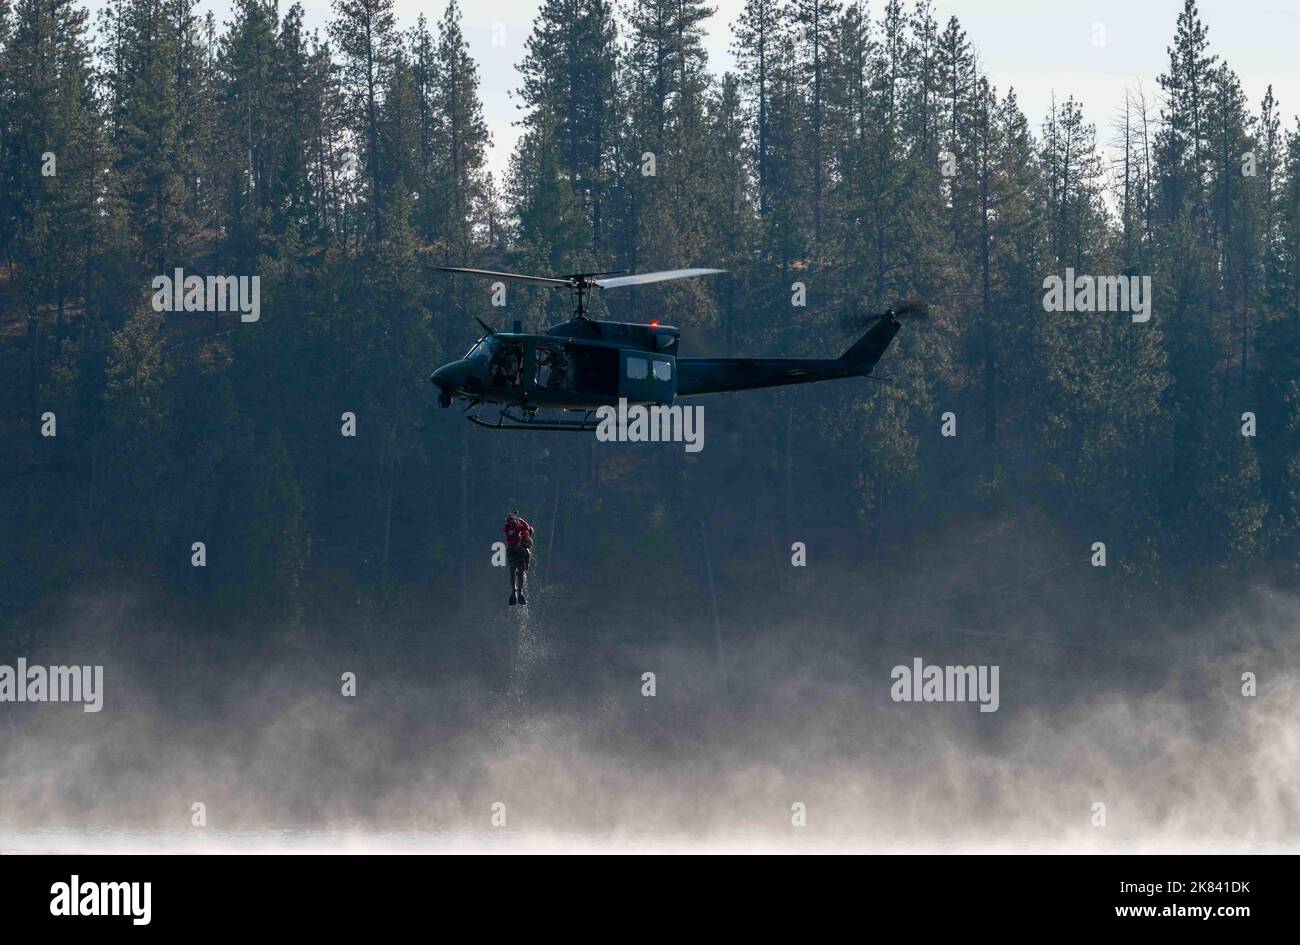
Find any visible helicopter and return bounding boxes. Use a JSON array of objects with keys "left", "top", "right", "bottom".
[{"left": 430, "top": 266, "right": 911, "bottom": 431}]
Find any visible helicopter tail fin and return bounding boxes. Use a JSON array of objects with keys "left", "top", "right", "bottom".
[{"left": 838, "top": 311, "right": 902, "bottom": 374}]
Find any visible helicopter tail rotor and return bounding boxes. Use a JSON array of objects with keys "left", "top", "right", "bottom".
[
  {"left": 837, "top": 300, "right": 930, "bottom": 332},
  {"left": 890, "top": 301, "right": 930, "bottom": 320}
]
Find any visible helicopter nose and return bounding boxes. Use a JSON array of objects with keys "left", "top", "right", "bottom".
[{"left": 430, "top": 361, "right": 472, "bottom": 392}]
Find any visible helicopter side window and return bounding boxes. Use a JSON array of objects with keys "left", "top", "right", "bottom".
[
  {"left": 652, "top": 359, "right": 672, "bottom": 381},
  {"left": 626, "top": 357, "right": 648, "bottom": 380},
  {"left": 536, "top": 342, "right": 572, "bottom": 392}
]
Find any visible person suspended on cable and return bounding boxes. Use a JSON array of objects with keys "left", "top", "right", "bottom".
[{"left": 503, "top": 512, "right": 534, "bottom": 605}]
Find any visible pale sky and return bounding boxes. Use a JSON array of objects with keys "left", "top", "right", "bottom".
[{"left": 82, "top": 0, "right": 1300, "bottom": 182}]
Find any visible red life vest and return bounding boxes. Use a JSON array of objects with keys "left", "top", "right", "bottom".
[{"left": 504, "top": 519, "right": 532, "bottom": 547}]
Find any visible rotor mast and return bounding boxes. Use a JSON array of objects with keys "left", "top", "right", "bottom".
[{"left": 567, "top": 271, "right": 627, "bottom": 320}]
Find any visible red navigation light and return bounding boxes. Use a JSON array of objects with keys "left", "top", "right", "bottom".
[{"left": 650, "top": 320, "right": 659, "bottom": 327}]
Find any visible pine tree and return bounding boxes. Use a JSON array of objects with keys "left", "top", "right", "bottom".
[
  {"left": 731, "top": 0, "right": 783, "bottom": 215},
  {"left": 329, "top": 0, "right": 398, "bottom": 238},
  {"left": 1, "top": 0, "right": 102, "bottom": 405},
  {"left": 99, "top": 304, "right": 173, "bottom": 569},
  {"left": 429, "top": 0, "right": 489, "bottom": 255},
  {"left": 516, "top": 0, "right": 618, "bottom": 249},
  {"left": 702, "top": 72, "right": 756, "bottom": 354},
  {"left": 101, "top": 0, "right": 211, "bottom": 269},
  {"left": 216, "top": 0, "right": 281, "bottom": 261},
  {"left": 1255, "top": 120, "right": 1300, "bottom": 556},
  {"left": 792, "top": 0, "right": 840, "bottom": 249},
  {"left": 612, "top": 0, "right": 718, "bottom": 324}
]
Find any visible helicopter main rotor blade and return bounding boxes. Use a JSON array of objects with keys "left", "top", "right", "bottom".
[
  {"left": 593, "top": 268, "right": 727, "bottom": 289},
  {"left": 437, "top": 266, "right": 571, "bottom": 287}
]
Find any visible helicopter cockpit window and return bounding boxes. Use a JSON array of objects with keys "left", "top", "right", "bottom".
[
  {"left": 652, "top": 359, "right": 672, "bottom": 381},
  {"left": 626, "top": 356, "right": 648, "bottom": 380},
  {"left": 465, "top": 336, "right": 497, "bottom": 361},
  {"left": 487, "top": 338, "right": 523, "bottom": 387}
]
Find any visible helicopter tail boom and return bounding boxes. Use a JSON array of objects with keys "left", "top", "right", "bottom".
[{"left": 675, "top": 312, "right": 903, "bottom": 397}]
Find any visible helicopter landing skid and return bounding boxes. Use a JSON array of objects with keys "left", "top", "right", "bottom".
[{"left": 467, "top": 407, "right": 600, "bottom": 432}]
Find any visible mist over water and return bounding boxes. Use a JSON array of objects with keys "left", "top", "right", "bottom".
[{"left": 2, "top": 545, "right": 1296, "bottom": 854}]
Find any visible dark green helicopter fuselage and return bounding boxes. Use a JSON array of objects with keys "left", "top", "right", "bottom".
[{"left": 430, "top": 313, "right": 902, "bottom": 414}]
